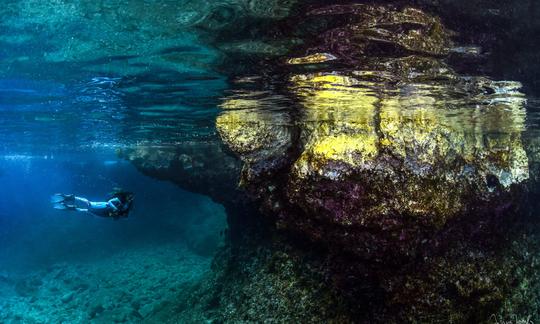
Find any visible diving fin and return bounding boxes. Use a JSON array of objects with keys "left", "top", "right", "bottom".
[
  {"left": 53, "top": 203, "right": 67, "bottom": 210},
  {"left": 50, "top": 194, "right": 65, "bottom": 204},
  {"left": 52, "top": 194, "right": 77, "bottom": 211},
  {"left": 51, "top": 194, "right": 75, "bottom": 203},
  {"left": 53, "top": 203, "right": 77, "bottom": 211}
]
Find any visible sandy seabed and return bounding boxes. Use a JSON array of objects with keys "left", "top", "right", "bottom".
[{"left": 0, "top": 243, "right": 210, "bottom": 323}]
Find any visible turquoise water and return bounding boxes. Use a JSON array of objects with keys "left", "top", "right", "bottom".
[
  {"left": 1, "top": 1, "right": 540, "bottom": 322},
  {"left": 0, "top": 1, "right": 233, "bottom": 321}
]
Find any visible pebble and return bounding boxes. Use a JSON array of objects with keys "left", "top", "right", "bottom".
[
  {"left": 61, "top": 291, "right": 74, "bottom": 304},
  {"left": 139, "top": 302, "right": 155, "bottom": 318}
]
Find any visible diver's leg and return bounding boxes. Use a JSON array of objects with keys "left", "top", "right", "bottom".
[
  {"left": 61, "top": 196, "right": 90, "bottom": 212},
  {"left": 74, "top": 197, "right": 91, "bottom": 209},
  {"left": 52, "top": 194, "right": 92, "bottom": 213}
]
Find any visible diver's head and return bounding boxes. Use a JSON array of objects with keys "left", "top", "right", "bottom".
[
  {"left": 109, "top": 189, "right": 134, "bottom": 214},
  {"left": 109, "top": 188, "right": 133, "bottom": 201}
]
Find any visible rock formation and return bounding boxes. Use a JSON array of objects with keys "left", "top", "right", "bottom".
[{"left": 126, "top": 2, "right": 540, "bottom": 322}]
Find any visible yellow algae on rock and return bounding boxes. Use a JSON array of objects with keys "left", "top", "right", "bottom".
[
  {"left": 290, "top": 73, "right": 378, "bottom": 127},
  {"left": 282, "top": 67, "right": 529, "bottom": 228},
  {"left": 300, "top": 68, "right": 527, "bottom": 229},
  {"left": 286, "top": 53, "right": 337, "bottom": 65},
  {"left": 216, "top": 90, "right": 292, "bottom": 167},
  {"left": 311, "top": 134, "right": 379, "bottom": 165},
  {"left": 216, "top": 111, "right": 270, "bottom": 157},
  {"left": 216, "top": 34, "right": 529, "bottom": 234}
]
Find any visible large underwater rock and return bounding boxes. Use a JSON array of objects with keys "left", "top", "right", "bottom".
[
  {"left": 124, "top": 1, "right": 540, "bottom": 322},
  {"left": 212, "top": 3, "right": 540, "bottom": 322},
  {"left": 217, "top": 4, "right": 530, "bottom": 260},
  {"left": 118, "top": 140, "right": 242, "bottom": 206}
]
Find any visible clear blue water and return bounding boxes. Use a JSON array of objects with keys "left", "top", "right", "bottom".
[
  {"left": 0, "top": 152, "right": 225, "bottom": 271},
  {"left": 0, "top": 151, "right": 226, "bottom": 322},
  {"left": 0, "top": 2, "right": 234, "bottom": 321}
]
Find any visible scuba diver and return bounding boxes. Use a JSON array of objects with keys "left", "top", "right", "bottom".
[{"left": 51, "top": 190, "right": 134, "bottom": 219}]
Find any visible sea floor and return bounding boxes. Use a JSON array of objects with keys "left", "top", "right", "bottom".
[{"left": 0, "top": 242, "right": 211, "bottom": 323}]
